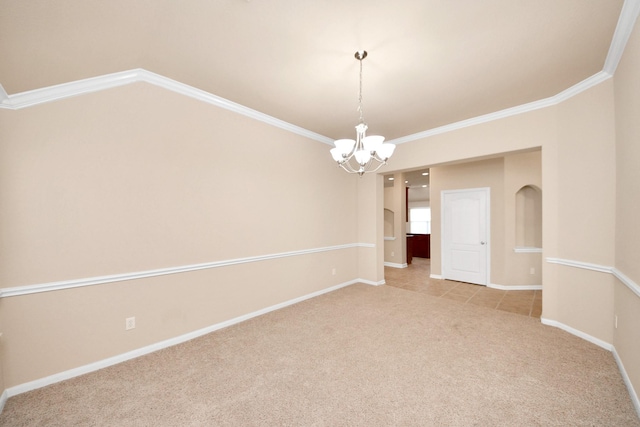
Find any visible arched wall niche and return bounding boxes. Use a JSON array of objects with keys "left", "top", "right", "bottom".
[
  {"left": 515, "top": 185, "right": 542, "bottom": 248},
  {"left": 384, "top": 208, "right": 395, "bottom": 238}
]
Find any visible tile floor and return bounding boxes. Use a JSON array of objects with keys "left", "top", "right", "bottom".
[{"left": 384, "top": 258, "right": 542, "bottom": 318}]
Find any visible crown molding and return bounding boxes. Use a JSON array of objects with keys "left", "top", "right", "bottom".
[
  {"left": 604, "top": 0, "right": 640, "bottom": 75},
  {"left": 0, "top": 1, "right": 636, "bottom": 147},
  {"left": 387, "top": 71, "right": 612, "bottom": 145},
  {"left": 388, "top": 0, "right": 638, "bottom": 145},
  {"left": 0, "top": 69, "right": 334, "bottom": 146},
  {"left": 0, "top": 69, "right": 141, "bottom": 109}
]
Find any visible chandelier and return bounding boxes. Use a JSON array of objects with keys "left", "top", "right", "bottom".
[{"left": 330, "top": 50, "right": 395, "bottom": 176}]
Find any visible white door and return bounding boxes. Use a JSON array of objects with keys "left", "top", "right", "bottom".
[{"left": 442, "top": 188, "right": 490, "bottom": 285}]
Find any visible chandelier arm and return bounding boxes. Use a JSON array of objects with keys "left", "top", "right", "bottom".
[
  {"left": 371, "top": 152, "right": 388, "bottom": 163},
  {"left": 339, "top": 159, "right": 360, "bottom": 174},
  {"left": 365, "top": 159, "right": 388, "bottom": 174}
]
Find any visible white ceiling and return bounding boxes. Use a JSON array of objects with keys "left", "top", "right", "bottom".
[{"left": 0, "top": 0, "right": 626, "bottom": 141}]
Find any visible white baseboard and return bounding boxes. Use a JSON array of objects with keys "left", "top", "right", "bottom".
[
  {"left": 540, "top": 319, "right": 639, "bottom": 417},
  {"left": 0, "top": 389, "right": 7, "bottom": 414},
  {"left": 4, "top": 279, "right": 357, "bottom": 399},
  {"left": 384, "top": 262, "right": 408, "bottom": 269},
  {"left": 613, "top": 345, "right": 640, "bottom": 418},
  {"left": 489, "top": 283, "right": 542, "bottom": 291},
  {"left": 359, "top": 278, "right": 386, "bottom": 286},
  {"left": 430, "top": 274, "right": 444, "bottom": 279},
  {"left": 540, "top": 317, "right": 613, "bottom": 351}
]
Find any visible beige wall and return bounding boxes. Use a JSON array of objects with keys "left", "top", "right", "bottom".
[
  {"left": 383, "top": 174, "right": 407, "bottom": 266},
  {"left": 504, "top": 151, "right": 542, "bottom": 286},
  {"left": 402, "top": 151, "right": 541, "bottom": 287},
  {"left": 550, "top": 80, "right": 616, "bottom": 343},
  {"left": 614, "top": 9, "right": 640, "bottom": 282},
  {"left": 357, "top": 173, "right": 385, "bottom": 283},
  {"left": 0, "top": 314, "right": 4, "bottom": 397},
  {"left": 386, "top": 80, "right": 618, "bottom": 338},
  {"left": 0, "top": 83, "right": 360, "bottom": 388},
  {"left": 555, "top": 81, "right": 616, "bottom": 266},
  {"left": 429, "top": 157, "right": 505, "bottom": 283},
  {"left": 613, "top": 17, "right": 640, "bottom": 407},
  {"left": 0, "top": 84, "right": 358, "bottom": 286},
  {"left": 382, "top": 73, "right": 637, "bottom": 400}
]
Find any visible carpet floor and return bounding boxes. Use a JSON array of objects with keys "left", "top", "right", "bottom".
[{"left": 1, "top": 283, "right": 638, "bottom": 426}]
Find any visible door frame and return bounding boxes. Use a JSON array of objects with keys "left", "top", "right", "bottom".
[{"left": 441, "top": 187, "right": 491, "bottom": 285}]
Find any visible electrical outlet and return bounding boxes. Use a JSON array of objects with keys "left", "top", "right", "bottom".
[
  {"left": 391, "top": 251, "right": 395, "bottom": 257},
  {"left": 125, "top": 317, "right": 136, "bottom": 330},
  {"left": 530, "top": 267, "right": 535, "bottom": 275},
  {"left": 332, "top": 268, "right": 336, "bottom": 276},
  {"left": 615, "top": 315, "right": 618, "bottom": 329}
]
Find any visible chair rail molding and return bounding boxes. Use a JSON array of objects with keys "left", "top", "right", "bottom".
[
  {"left": 0, "top": 243, "right": 373, "bottom": 298},
  {"left": 545, "top": 257, "right": 640, "bottom": 298}
]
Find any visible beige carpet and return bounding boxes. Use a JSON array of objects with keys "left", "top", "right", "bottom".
[{"left": 1, "top": 284, "right": 638, "bottom": 426}]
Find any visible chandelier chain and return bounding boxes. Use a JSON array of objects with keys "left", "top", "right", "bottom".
[{"left": 358, "top": 58, "right": 364, "bottom": 124}]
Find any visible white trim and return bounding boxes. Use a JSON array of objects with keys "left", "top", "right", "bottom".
[
  {"left": 0, "top": 243, "right": 368, "bottom": 298},
  {"left": 359, "top": 279, "right": 386, "bottom": 286},
  {"left": 430, "top": 274, "right": 444, "bottom": 280},
  {"left": 0, "top": 69, "right": 140, "bottom": 109},
  {"left": 0, "top": 390, "right": 7, "bottom": 414},
  {"left": 540, "top": 317, "right": 613, "bottom": 351},
  {"left": 384, "top": 237, "right": 397, "bottom": 241},
  {"left": 513, "top": 247, "right": 543, "bottom": 253},
  {"left": 5, "top": 279, "right": 358, "bottom": 398},
  {"left": 0, "top": 84, "right": 8, "bottom": 103},
  {"left": 545, "top": 257, "right": 612, "bottom": 274},
  {"left": 388, "top": 0, "right": 640, "bottom": 148},
  {"left": 388, "top": 72, "right": 612, "bottom": 145},
  {"left": 604, "top": 0, "right": 640, "bottom": 75},
  {"left": 384, "top": 262, "right": 408, "bottom": 269},
  {"left": 612, "top": 268, "right": 640, "bottom": 298},
  {"left": 0, "top": 1, "right": 636, "bottom": 149},
  {"left": 0, "top": 69, "right": 334, "bottom": 146},
  {"left": 613, "top": 345, "right": 640, "bottom": 418},
  {"left": 0, "top": 67, "right": 613, "bottom": 149},
  {"left": 357, "top": 243, "right": 376, "bottom": 248},
  {"left": 387, "top": 10, "right": 640, "bottom": 148},
  {"left": 0, "top": 0, "right": 632, "bottom": 150},
  {"left": 488, "top": 283, "right": 542, "bottom": 291},
  {"left": 545, "top": 258, "right": 640, "bottom": 298},
  {"left": 0, "top": 67, "right": 610, "bottom": 149}
]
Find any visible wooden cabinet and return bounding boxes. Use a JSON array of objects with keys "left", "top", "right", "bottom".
[
  {"left": 406, "top": 235, "right": 414, "bottom": 265},
  {"left": 409, "top": 234, "right": 430, "bottom": 258}
]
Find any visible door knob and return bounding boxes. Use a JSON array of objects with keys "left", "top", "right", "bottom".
[{"left": 480, "top": 241, "right": 486, "bottom": 245}]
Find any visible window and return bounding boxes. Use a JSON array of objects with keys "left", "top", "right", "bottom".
[{"left": 409, "top": 207, "right": 431, "bottom": 234}]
